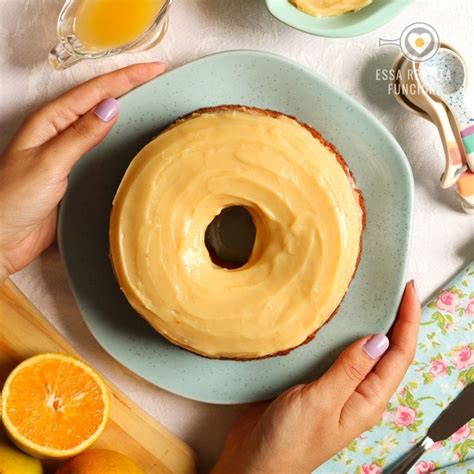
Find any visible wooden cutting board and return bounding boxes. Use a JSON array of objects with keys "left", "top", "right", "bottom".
[{"left": 0, "top": 280, "right": 198, "bottom": 474}]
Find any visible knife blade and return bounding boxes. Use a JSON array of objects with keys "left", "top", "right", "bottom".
[
  {"left": 428, "top": 382, "right": 474, "bottom": 441},
  {"left": 389, "top": 383, "right": 474, "bottom": 474}
]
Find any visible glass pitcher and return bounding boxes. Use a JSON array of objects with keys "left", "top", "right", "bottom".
[{"left": 49, "top": 0, "right": 172, "bottom": 70}]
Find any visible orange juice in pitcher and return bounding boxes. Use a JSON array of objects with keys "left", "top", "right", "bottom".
[
  {"left": 75, "top": 0, "right": 166, "bottom": 49},
  {"left": 50, "top": 0, "right": 171, "bottom": 69}
]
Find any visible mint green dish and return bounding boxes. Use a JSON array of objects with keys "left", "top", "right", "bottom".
[
  {"left": 265, "top": 0, "right": 413, "bottom": 38},
  {"left": 58, "top": 50, "right": 413, "bottom": 404}
]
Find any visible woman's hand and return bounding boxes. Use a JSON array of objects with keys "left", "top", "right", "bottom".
[
  {"left": 212, "top": 281, "right": 420, "bottom": 474},
  {"left": 0, "top": 62, "right": 166, "bottom": 283}
]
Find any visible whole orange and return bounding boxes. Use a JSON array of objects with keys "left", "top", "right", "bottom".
[{"left": 56, "top": 449, "right": 144, "bottom": 474}]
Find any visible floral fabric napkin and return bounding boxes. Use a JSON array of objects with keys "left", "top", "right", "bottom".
[{"left": 316, "top": 263, "right": 474, "bottom": 474}]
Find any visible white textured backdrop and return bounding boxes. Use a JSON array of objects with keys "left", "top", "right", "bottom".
[{"left": 1, "top": 0, "right": 473, "bottom": 471}]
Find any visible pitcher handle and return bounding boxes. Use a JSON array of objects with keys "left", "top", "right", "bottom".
[{"left": 49, "top": 42, "right": 81, "bottom": 70}]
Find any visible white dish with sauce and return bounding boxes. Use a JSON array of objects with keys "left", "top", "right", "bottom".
[{"left": 265, "top": 0, "right": 413, "bottom": 38}]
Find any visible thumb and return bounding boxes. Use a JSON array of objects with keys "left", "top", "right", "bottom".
[
  {"left": 314, "top": 333, "right": 389, "bottom": 408},
  {"left": 41, "top": 98, "right": 119, "bottom": 176}
]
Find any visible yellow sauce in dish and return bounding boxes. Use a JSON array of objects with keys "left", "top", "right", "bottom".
[
  {"left": 290, "top": 0, "right": 373, "bottom": 17},
  {"left": 109, "top": 108, "right": 364, "bottom": 359}
]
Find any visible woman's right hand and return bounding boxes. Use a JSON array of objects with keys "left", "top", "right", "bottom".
[{"left": 213, "top": 281, "right": 421, "bottom": 474}]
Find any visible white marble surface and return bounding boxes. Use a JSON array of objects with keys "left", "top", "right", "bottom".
[{"left": 1, "top": 0, "right": 473, "bottom": 471}]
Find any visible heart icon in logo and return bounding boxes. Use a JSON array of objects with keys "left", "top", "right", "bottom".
[
  {"left": 407, "top": 32, "right": 432, "bottom": 55},
  {"left": 380, "top": 22, "right": 440, "bottom": 63}
]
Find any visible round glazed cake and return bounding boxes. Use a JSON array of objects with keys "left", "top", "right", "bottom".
[{"left": 109, "top": 106, "right": 365, "bottom": 360}]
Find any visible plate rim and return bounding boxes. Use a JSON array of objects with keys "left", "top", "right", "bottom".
[
  {"left": 264, "top": 0, "right": 413, "bottom": 38},
  {"left": 58, "top": 49, "right": 414, "bottom": 404}
]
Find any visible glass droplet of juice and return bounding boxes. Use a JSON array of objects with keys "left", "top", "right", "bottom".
[{"left": 74, "top": 0, "right": 166, "bottom": 50}]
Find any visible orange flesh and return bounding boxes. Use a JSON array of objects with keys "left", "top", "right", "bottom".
[{"left": 6, "top": 359, "right": 106, "bottom": 450}]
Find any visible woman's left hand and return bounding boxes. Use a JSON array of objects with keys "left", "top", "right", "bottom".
[{"left": 0, "top": 62, "right": 166, "bottom": 282}]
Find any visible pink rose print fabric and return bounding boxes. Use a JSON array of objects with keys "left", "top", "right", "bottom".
[
  {"left": 429, "top": 360, "right": 448, "bottom": 378},
  {"left": 394, "top": 406, "right": 417, "bottom": 427},
  {"left": 466, "top": 299, "right": 474, "bottom": 317},
  {"left": 415, "top": 460, "right": 435, "bottom": 473},
  {"left": 317, "top": 263, "right": 474, "bottom": 473},
  {"left": 436, "top": 291, "right": 461, "bottom": 313},
  {"left": 453, "top": 346, "right": 474, "bottom": 370},
  {"left": 451, "top": 424, "right": 471, "bottom": 443},
  {"left": 361, "top": 463, "right": 382, "bottom": 474}
]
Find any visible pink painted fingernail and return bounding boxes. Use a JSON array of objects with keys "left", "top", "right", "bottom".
[
  {"left": 363, "top": 334, "right": 389, "bottom": 359},
  {"left": 94, "top": 98, "right": 119, "bottom": 122}
]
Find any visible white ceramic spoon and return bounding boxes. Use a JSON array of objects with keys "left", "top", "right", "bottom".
[
  {"left": 418, "top": 48, "right": 474, "bottom": 171},
  {"left": 393, "top": 54, "right": 474, "bottom": 214},
  {"left": 400, "top": 59, "right": 466, "bottom": 188}
]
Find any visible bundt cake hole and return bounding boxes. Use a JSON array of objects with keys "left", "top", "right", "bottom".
[{"left": 204, "top": 206, "right": 256, "bottom": 269}]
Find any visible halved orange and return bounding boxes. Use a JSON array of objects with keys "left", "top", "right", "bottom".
[{"left": 1, "top": 353, "right": 109, "bottom": 459}]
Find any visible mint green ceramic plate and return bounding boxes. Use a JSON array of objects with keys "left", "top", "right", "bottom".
[
  {"left": 265, "top": 0, "right": 413, "bottom": 38},
  {"left": 59, "top": 51, "right": 413, "bottom": 404}
]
